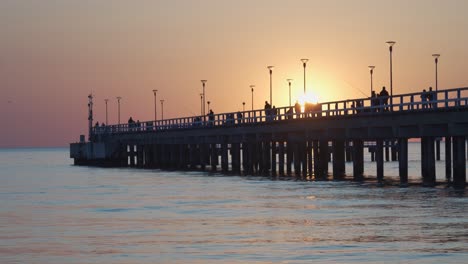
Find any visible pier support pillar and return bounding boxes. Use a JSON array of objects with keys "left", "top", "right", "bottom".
[
  {"left": 345, "top": 141, "right": 352, "bottom": 162},
  {"left": 221, "top": 141, "right": 229, "bottom": 173},
  {"left": 398, "top": 138, "right": 408, "bottom": 186},
  {"left": 317, "top": 140, "right": 329, "bottom": 179},
  {"left": 179, "top": 144, "right": 188, "bottom": 170},
  {"left": 271, "top": 141, "right": 277, "bottom": 176},
  {"left": 262, "top": 141, "right": 271, "bottom": 175},
  {"left": 189, "top": 144, "right": 197, "bottom": 170},
  {"left": 301, "top": 141, "right": 308, "bottom": 178},
  {"left": 421, "top": 137, "right": 436, "bottom": 187},
  {"left": 307, "top": 141, "right": 313, "bottom": 177},
  {"left": 453, "top": 136, "right": 466, "bottom": 189},
  {"left": 278, "top": 141, "right": 285, "bottom": 176},
  {"left": 384, "top": 140, "right": 390, "bottom": 162},
  {"left": 391, "top": 140, "right": 398, "bottom": 161},
  {"left": 353, "top": 139, "right": 364, "bottom": 180},
  {"left": 436, "top": 139, "right": 441, "bottom": 161},
  {"left": 199, "top": 143, "right": 207, "bottom": 171},
  {"left": 332, "top": 140, "right": 345, "bottom": 180},
  {"left": 286, "top": 141, "right": 293, "bottom": 176},
  {"left": 376, "top": 140, "right": 384, "bottom": 184},
  {"left": 313, "top": 140, "right": 320, "bottom": 178},
  {"left": 293, "top": 142, "right": 301, "bottom": 177},
  {"left": 445, "top": 137, "right": 452, "bottom": 182},
  {"left": 232, "top": 143, "right": 241, "bottom": 174},
  {"left": 210, "top": 143, "right": 218, "bottom": 172}
]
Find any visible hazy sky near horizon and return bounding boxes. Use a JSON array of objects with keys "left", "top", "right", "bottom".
[{"left": 1, "top": 0, "right": 468, "bottom": 147}]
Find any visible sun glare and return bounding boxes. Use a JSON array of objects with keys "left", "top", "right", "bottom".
[{"left": 296, "top": 91, "right": 321, "bottom": 111}]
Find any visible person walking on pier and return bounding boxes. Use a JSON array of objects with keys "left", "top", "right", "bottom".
[
  {"left": 294, "top": 100, "right": 301, "bottom": 118},
  {"left": 427, "top": 87, "right": 436, "bottom": 109},
  {"left": 208, "top": 109, "right": 215, "bottom": 126},
  {"left": 379, "top": 86, "right": 389, "bottom": 111},
  {"left": 421, "top": 89, "right": 428, "bottom": 109}
]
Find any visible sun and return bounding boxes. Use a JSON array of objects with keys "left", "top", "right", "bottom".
[{"left": 296, "top": 91, "right": 321, "bottom": 111}]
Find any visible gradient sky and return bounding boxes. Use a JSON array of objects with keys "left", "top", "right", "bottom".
[{"left": 1, "top": 0, "right": 468, "bottom": 147}]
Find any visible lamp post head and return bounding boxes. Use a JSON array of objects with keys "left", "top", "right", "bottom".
[
  {"left": 386, "top": 41, "right": 396, "bottom": 51},
  {"left": 104, "top": 99, "right": 109, "bottom": 103},
  {"left": 250, "top": 85, "right": 255, "bottom": 91},
  {"left": 287, "top": 78, "right": 293, "bottom": 83},
  {"left": 201, "top": 80, "right": 207, "bottom": 87},
  {"left": 301, "top": 58, "right": 309, "bottom": 67},
  {"left": 432, "top": 53, "right": 440, "bottom": 63},
  {"left": 368, "top": 65, "right": 375, "bottom": 74},
  {"left": 267, "top": 66, "right": 274, "bottom": 73},
  {"left": 152, "top": 89, "right": 158, "bottom": 94},
  {"left": 116, "top": 96, "right": 122, "bottom": 102}
]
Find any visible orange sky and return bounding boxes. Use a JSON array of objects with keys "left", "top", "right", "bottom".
[{"left": 1, "top": 0, "right": 468, "bottom": 147}]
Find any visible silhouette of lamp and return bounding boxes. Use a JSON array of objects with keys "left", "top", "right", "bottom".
[
  {"left": 368, "top": 66, "right": 375, "bottom": 96},
  {"left": 301, "top": 59, "right": 309, "bottom": 95},
  {"left": 201, "top": 80, "right": 207, "bottom": 117},
  {"left": 104, "top": 99, "right": 109, "bottom": 125},
  {"left": 160, "top": 99, "right": 164, "bottom": 120},
  {"left": 250, "top": 85, "right": 255, "bottom": 111},
  {"left": 242, "top": 102, "right": 245, "bottom": 112},
  {"left": 432, "top": 54, "right": 440, "bottom": 91},
  {"left": 287, "top": 79, "right": 293, "bottom": 107},
  {"left": 267, "top": 66, "right": 274, "bottom": 105},
  {"left": 152, "top": 89, "right": 158, "bottom": 121},
  {"left": 386, "top": 41, "right": 396, "bottom": 108},
  {"left": 116, "top": 96, "right": 122, "bottom": 124}
]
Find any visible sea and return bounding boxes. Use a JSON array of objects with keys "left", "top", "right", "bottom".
[{"left": 0, "top": 144, "right": 467, "bottom": 264}]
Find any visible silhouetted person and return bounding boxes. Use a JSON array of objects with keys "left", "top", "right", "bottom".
[
  {"left": 236, "top": 112, "right": 243, "bottom": 124},
  {"left": 379, "top": 86, "right": 389, "bottom": 111},
  {"left": 272, "top": 106, "right": 277, "bottom": 120},
  {"left": 294, "top": 100, "right": 301, "bottom": 118},
  {"left": 421, "top": 89, "right": 428, "bottom": 109},
  {"left": 427, "top": 87, "right": 436, "bottom": 108},
  {"left": 208, "top": 109, "right": 214, "bottom": 126}
]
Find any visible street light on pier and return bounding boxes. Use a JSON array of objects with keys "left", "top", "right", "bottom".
[
  {"left": 201, "top": 80, "right": 207, "bottom": 116},
  {"left": 207, "top": 101, "right": 211, "bottom": 111},
  {"left": 104, "top": 99, "right": 109, "bottom": 125},
  {"left": 199, "top": 93, "right": 203, "bottom": 116},
  {"left": 250, "top": 85, "right": 255, "bottom": 111},
  {"left": 242, "top": 102, "right": 245, "bottom": 112},
  {"left": 287, "top": 79, "right": 293, "bottom": 107},
  {"left": 301, "top": 59, "right": 309, "bottom": 95},
  {"left": 432, "top": 54, "right": 440, "bottom": 91},
  {"left": 160, "top": 100, "right": 165, "bottom": 120},
  {"left": 386, "top": 41, "right": 396, "bottom": 107},
  {"left": 116, "top": 96, "right": 122, "bottom": 124},
  {"left": 152, "top": 89, "right": 158, "bottom": 121},
  {"left": 267, "top": 66, "right": 274, "bottom": 105},
  {"left": 368, "top": 66, "right": 375, "bottom": 96}
]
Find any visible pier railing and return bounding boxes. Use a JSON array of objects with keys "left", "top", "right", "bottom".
[{"left": 94, "top": 87, "right": 468, "bottom": 135}]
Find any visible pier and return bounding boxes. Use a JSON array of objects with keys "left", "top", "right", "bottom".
[{"left": 71, "top": 88, "right": 468, "bottom": 188}]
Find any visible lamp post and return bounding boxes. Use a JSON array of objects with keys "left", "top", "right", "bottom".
[
  {"left": 432, "top": 54, "right": 440, "bottom": 91},
  {"left": 267, "top": 66, "right": 274, "bottom": 105},
  {"left": 116, "top": 96, "right": 122, "bottom": 124},
  {"left": 250, "top": 85, "right": 255, "bottom": 111},
  {"left": 287, "top": 79, "right": 293, "bottom": 107},
  {"left": 160, "top": 99, "right": 164, "bottom": 120},
  {"left": 152, "top": 89, "right": 158, "bottom": 121},
  {"left": 199, "top": 93, "right": 203, "bottom": 116},
  {"left": 301, "top": 59, "right": 309, "bottom": 95},
  {"left": 386, "top": 41, "right": 396, "bottom": 107},
  {"left": 368, "top": 66, "right": 375, "bottom": 96},
  {"left": 201, "top": 80, "right": 207, "bottom": 117},
  {"left": 104, "top": 99, "right": 109, "bottom": 125},
  {"left": 242, "top": 102, "right": 245, "bottom": 112},
  {"left": 207, "top": 101, "right": 211, "bottom": 112}
]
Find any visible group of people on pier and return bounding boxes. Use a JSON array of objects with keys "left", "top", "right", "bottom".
[{"left": 421, "top": 87, "right": 437, "bottom": 109}]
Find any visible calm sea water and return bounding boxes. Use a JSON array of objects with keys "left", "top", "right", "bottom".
[{"left": 0, "top": 145, "right": 467, "bottom": 264}]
